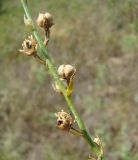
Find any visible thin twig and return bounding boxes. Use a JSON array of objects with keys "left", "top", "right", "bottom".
[{"left": 33, "top": 54, "right": 46, "bottom": 65}]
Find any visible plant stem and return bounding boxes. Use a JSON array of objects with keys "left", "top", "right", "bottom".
[{"left": 20, "top": 0, "right": 101, "bottom": 157}]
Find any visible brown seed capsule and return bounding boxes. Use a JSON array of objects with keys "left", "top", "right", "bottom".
[
  {"left": 58, "top": 64, "right": 76, "bottom": 81},
  {"left": 37, "top": 12, "right": 54, "bottom": 30},
  {"left": 19, "top": 35, "right": 38, "bottom": 56},
  {"left": 55, "top": 110, "right": 74, "bottom": 131}
]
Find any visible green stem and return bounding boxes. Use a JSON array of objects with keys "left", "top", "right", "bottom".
[{"left": 20, "top": 0, "right": 101, "bottom": 157}]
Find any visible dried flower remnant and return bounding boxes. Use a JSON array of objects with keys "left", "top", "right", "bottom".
[
  {"left": 37, "top": 12, "right": 54, "bottom": 30},
  {"left": 94, "top": 137, "right": 101, "bottom": 146},
  {"left": 52, "top": 78, "right": 66, "bottom": 94},
  {"left": 19, "top": 35, "right": 38, "bottom": 56},
  {"left": 37, "top": 12, "right": 54, "bottom": 46},
  {"left": 55, "top": 110, "right": 74, "bottom": 131},
  {"left": 58, "top": 64, "right": 76, "bottom": 84},
  {"left": 53, "top": 82, "right": 61, "bottom": 93}
]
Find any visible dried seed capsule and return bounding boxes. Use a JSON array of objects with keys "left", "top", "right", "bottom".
[
  {"left": 37, "top": 12, "right": 54, "bottom": 30},
  {"left": 19, "top": 35, "right": 38, "bottom": 56},
  {"left": 58, "top": 64, "right": 76, "bottom": 81},
  {"left": 55, "top": 110, "right": 74, "bottom": 131}
]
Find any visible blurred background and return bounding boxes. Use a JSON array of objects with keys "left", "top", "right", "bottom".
[{"left": 0, "top": 0, "right": 138, "bottom": 160}]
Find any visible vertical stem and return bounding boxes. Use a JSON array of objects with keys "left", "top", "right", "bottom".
[{"left": 20, "top": 0, "right": 102, "bottom": 157}]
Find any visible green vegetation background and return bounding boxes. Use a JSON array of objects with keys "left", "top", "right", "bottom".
[{"left": 0, "top": 0, "right": 138, "bottom": 160}]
